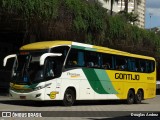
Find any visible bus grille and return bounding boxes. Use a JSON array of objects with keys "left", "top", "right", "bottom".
[{"left": 11, "top": 88, "right": 33, "bottom": 93}]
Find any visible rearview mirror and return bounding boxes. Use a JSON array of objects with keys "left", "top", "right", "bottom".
[
  {"left": 40, "top": 53, "right": 62, "bottom": 66},
  {"left": 3, "top": 54, "right": 17, "bottom": 67}
]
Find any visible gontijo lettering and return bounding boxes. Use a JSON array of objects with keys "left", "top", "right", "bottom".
[{"left": 115, "top": 73, "right": 140, "bottom": 80}]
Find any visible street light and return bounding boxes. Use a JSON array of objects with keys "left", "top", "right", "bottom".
[{"left": 149, "top": 13, "right": 153, "bottom": 31}]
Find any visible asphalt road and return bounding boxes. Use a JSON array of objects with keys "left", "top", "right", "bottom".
[{"left": 0, "top": 94, "right": 160, "bottom": 120}]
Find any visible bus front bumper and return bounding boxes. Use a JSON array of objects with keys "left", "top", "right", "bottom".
[{"left": 9, "top": 89, "right": 45, "bottom": 100}]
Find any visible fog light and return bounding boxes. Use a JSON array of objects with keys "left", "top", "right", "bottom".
[{"left": 35, "top": 94, "right": 41, "bottom": 98}]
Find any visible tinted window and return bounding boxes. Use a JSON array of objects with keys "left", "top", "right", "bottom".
[
  {"left": 115, "top": 56, "right": 127, "bottom": 70},
  {"left": 85, "top": 51, "right": 100, "bottom": 68},
  {"left": 139, "top": 60, "right": 146, "bottom": 72},
  {"left": 51, "top": 46, "right": 69, "bottom": 58},
  {"left": 146, "top": 60, "right": 155, "bottom": 73},
  {"left": 64, "top": 48, "right": 155, "bottom": 73},
  {"left": 65, "top": 48, "right": 85, "bottom": 68},
  {"left": 101, "top": 53, "right": 114, "bottom": 69},
  {"left": 51, "top": 46, "right": 70, "bottom": 64}
]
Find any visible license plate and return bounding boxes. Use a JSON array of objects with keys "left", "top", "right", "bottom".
[{"left": 20, "top": 96, "right": 26, "bottom": 99}]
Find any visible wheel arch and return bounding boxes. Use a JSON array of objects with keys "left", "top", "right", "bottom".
[{"left": 129, "top": 88, "right": 135, "bottom": 94}]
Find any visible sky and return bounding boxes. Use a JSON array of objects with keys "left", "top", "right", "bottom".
[{"left": 145, "top": 0, "right": 160, "bottom": 28}]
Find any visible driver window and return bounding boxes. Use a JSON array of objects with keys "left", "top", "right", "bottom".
[{"left": 45, "top": 58, "right": 55, "bottom": 79}]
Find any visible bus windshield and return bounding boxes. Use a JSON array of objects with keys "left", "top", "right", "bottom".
[{"left": 11, "top": 50, "right": 60, "bottom": 84}]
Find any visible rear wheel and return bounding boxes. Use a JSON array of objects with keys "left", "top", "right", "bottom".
[
  {"left": 135, "top": 89, "right": 143, "bottom": 104},
  {"left": 126, "top": 90, "right": 135, "bottom": 104},
  {"left": 63, "top": 89, "right": 75, "bottom": 106}
]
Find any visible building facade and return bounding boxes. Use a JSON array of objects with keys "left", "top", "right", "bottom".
[
  {"left": 98, "top": 0, "right": 146, "bottom": 28},
  {"left": 134, "top": 0, "right": 146, "bottom": 28}
]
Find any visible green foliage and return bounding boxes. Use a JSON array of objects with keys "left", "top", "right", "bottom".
[
  {"left": 106, "top": 14, "right": 160, "bottom": 56},
  {"left": 107, "top": 15, "right": 126, "bottom": 40},
  {"left": 118, "top": 11, "right": 139, "bottom": 24},
  {"left": 65, "top": 0, "right": 107, "bottom": 44},
  {"left": 1, "top": 0, "right": 60, "bottom": 20},
  {"left": 1, "top": 0, "right": 160, "bottom": 56},
  {"left": 104, "top": 0, "right": 119, "bottom": 15},
  {"left": 65, "top": 0, "right": 106, "bottom": 32}
]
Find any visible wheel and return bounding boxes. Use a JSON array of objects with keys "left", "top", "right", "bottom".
[
  {"left": 126, "top": 90, "right": 135, "bottom": 104},
  {"left": 135, "top": 90, "right": 143, "bottom": 104},
  {"left": 63, "top": 89, "right": 75, "bottom": 106}
]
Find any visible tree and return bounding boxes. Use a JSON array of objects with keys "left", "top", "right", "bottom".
[
  {"left": 124, "top": 0, "right": 141, "bottom": 13},
  {"left": 124, "top": 0, "right": 129, "bottom": 13},
  {"left": 1, "top": 0, "right": 160, "bottom": 57},
  {"left": 105, "top": 0, "right": 119, "bottom": 15},
  {"left": 121, "top": 0, "right": 141, "bottom": 26},
  {"left": 127, "top": 12, "right": 139, "bottom": 24},
  {"left": 120, "top": 0, "right": 123, "bottom": 11},
  {"left": 118, "top": 11, "right": 138, "bottom": 24}
]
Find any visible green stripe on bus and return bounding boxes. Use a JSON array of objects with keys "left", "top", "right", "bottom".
[
  {"left": 94, "top": 69, "right": 118, "bottom": 94},
  {"left": 71, "top": 45, "right": 97, "bottom": 51},
  {"left": 71, "top": 45, "right": 85, "bottom": 50},
  {"left": 24, "top": 83, "right": 38, "bottom": 89},
  {"left": 84, "top": 47, "right": 97, "bottom": 51},
  {"left": 82, "top": 68, "right": 108, "bottom": 94}
]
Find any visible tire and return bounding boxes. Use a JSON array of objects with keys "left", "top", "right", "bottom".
[
  {"left": 63, "top": 89, "right": 75, "bottom": 106},
  {"left": 126, "top": 90, "right": 135, "bottom": 104},
  {"left": 135, "top": 90, "right": 143, "bottom": 104}
]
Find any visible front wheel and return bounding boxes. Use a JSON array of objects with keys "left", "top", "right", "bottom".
[
  {"left": 126, "top": 90, "right": 135, "bottom": 104},
  {"left": 63, "top": 89, "right": 75, "bottom": 106}
]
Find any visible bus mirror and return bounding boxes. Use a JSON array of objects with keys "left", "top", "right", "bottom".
[
  {"left": 3, "top": 54, "right": 17, "bottom": 67},
  {"left": 40, "top": 53, "right": 62, "bottom": 66}
]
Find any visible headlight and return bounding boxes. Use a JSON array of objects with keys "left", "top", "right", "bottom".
[{"left": 34, "top": 83, "right": 51, "bottom": 91}]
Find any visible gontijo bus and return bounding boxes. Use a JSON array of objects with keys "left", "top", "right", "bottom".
[{"left": 3, "top": 41, "right": 156, "bottom": 106}]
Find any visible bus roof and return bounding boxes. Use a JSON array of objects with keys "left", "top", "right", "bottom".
[
  {"left": 20, "top": 40, "right": 155, "bottom": 60},
  {"left": 20, "top": 41, "right": 72, "bottom": 50}
]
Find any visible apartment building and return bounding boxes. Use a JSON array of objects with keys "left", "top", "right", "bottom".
[
  {"left": 134, "top": 0, "right": 146, "bottom": 28},
  {"left": 98, "top": 0, "right": 146, "bottom": 28}
]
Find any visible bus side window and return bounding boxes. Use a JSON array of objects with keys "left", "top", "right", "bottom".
[
  {"left": 46, "top": 60, "right": 55, "bottom": 77},
  {"left": 51, "top": 46, "right": 70, "bottom": 61},
  {"left": 139, "top": 60, "right": 146, "bottom": 72},
  {"left": 101, "top": 53, "right": 114, "bottom": 70},
  {"left": 151, "top": 61, "right": 155, "bottom": 72},
  {"left": 146, "top": 60, "right": 155, "bottom": 73},
  {"left": 66, "top": 49, "right": 78, "bottom": 68},
  {"left": 65, "top": 48, "right": 85, "bottom": 68},
  {"left": 85, "top": 51, "right": 100, "bottom": 68},
  {"left": 115, "top": 56, "right": 127, "bottom": 71},
  {"left": 128, "top": 58, "right": 139, "bottom": 72},
  {"left": 78, "top": 51, "right": 85, "bottom": 66}
]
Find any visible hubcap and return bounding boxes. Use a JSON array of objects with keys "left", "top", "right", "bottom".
[
  {"left": 129, "top": 94, "right": 134, "bottom": 102},
  {"left": 66, "top": 94, "right": 72, "bottom": 102},
  {"left": 137, "top": 92, "right": 142, "bottom": 101}
]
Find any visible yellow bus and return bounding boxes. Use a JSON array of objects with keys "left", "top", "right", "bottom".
[{"left": 3, "top": 41, "right": 156, "bottom": 106}]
